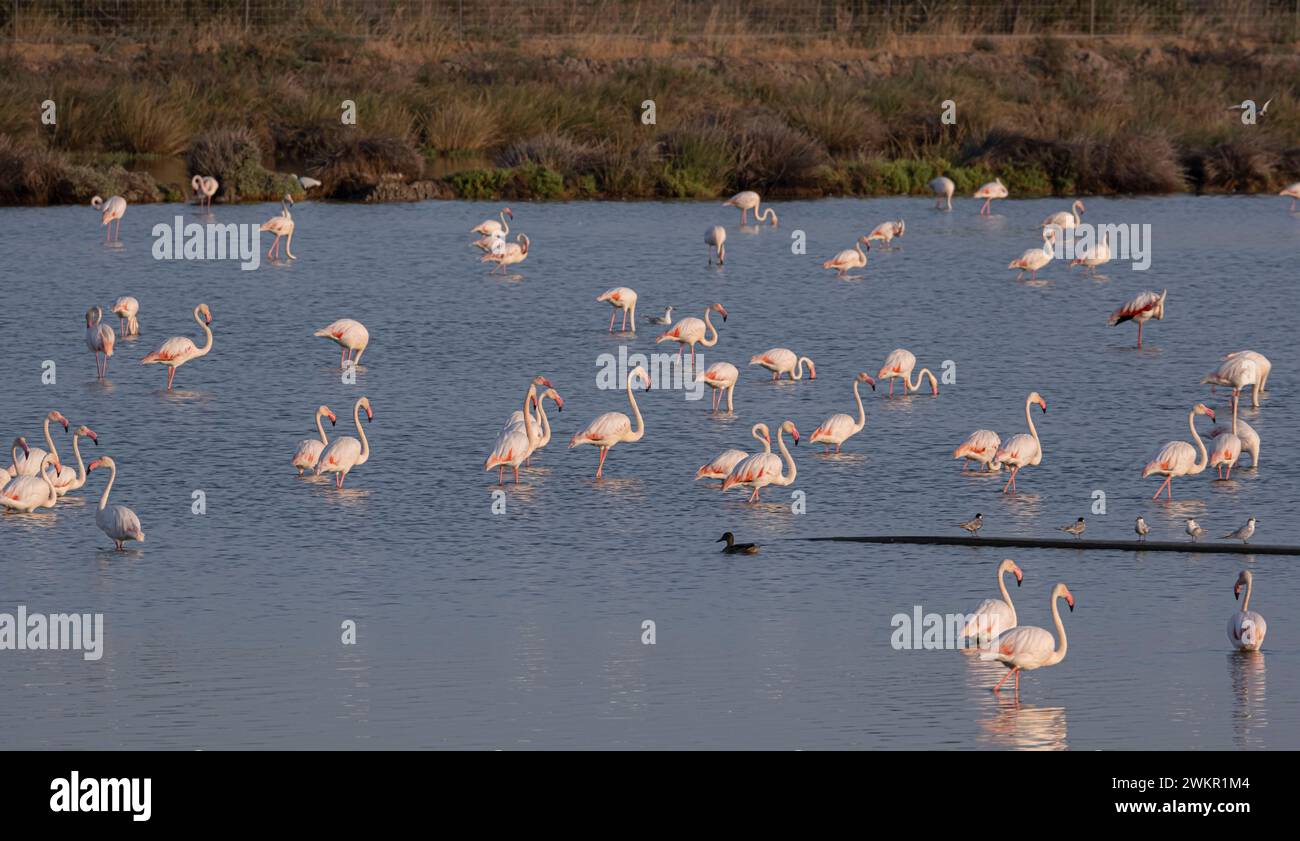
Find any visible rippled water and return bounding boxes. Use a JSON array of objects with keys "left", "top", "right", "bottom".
[{"left": 0, "top": 195, "right": 1296, "bottom": 749}]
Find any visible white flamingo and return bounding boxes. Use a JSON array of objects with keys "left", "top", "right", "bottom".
[
  {"left": 506, "top": 387, "right": 563, "bottom": 462},
  {"left": 597, "top": 287, "right": 638, "bottom": 333},
  {"left": 191, "top": 175, "right": 219, "bottom": 209},
  {"left": 1202, "top": 355, "right": 1260, "bottom": 434},
  {"left": 705, "top": 225, "right": 726, "bottom": 264},
  {"left": 656, "top": 303, "right": 727, "bottom": 364},
  {"left": 471, "top": 207, "right": 512, "bottom": 237},
  {"left": 876, "top": 348, "right": 938, "bottom": 397},
  {"left": 1220, "top": 350, "right": 1271, "bottom": 405},
  {"left": 314, "top": 318, "right": 370, "bottom": 368},
  {"left": 750, "top": 348, "right": 815, "bottom": 381},
  {"left": 91, "top": 195, "right": 126, "bottom": 241},
  {"left": 1142, "top": 403, "right": 1214, "bottom": 500},
  {"left": 1107, "top": 289, "right": 1166, "bottom": 349},
  {"left": 85, "top": 305, "right": 115, "bottom": 380},
  {"left": 87, "top": 456, "right": 145, "bottom": 551},
  {"left": 260, "top": 195, "right": 296, "bottom": 259},
  {"left": 809, "top": 373, "right": 877, "bottom": 453},
  {"left": 1041, "top": 200, "right": 1085, "bottom": 231},
  {"left": 973, "top": 179, "right": 1007, "bottom": 215},
  {"left": 292, "top": 405, "right": 337, "bottom": 476},
  {"left": 696, "top": 423, "right": 770, "bottom": 482},
  {"left": 1280, "top": 182, "right": 1300, "bottom": 211},
  {"left": 981, "top": 583, "right": 1074, "bottom": 699},
  {"left": 822, "top": 236, "right": 869, "bottom": 276},
  {"left": 723, "top": 191, "right": 777, "bottom": 225},
  {"left": 1207, "top": 417, "right": 1259, "bottom": 468},
  {"left": 721, "top": 420, "right": 799, "bottom": 503},
  {"left": 929, "top": 176, "right": 954, "bottom": 210},
  {"left": 961, "top": 559, "right": 1024, "bottom": 647},
  {"left": 865, "top": 220, "right": 904, "bottom": 249},
  {"left": 315, "top": 397, "right": 372, "bottom": 488},
  {"left": 482, "top": 233, "right": 529, "bottom": 273},
  {"left": 0, "top": 452, "right": 61, "bottom": 513},
  {"left": 699, "top": 361, "right": 739, "bottom": 412},
  {"left": 1209, "top": 431, "right": 1242, "bottom": 480},
  {"left": 47, "top": 425, "right": 97, "bottom": 496},
  {"left": 995, "top": 392, "right": 1048, "bottom": 494},
  {"left": 111, "top": 296, "right": 140, "bottom": 337},
  {"left": 1228, "top": 570, "right": 1266, "bottom": 652},
  {"left": 568, "top": 365, "right": 651, "bottom": 479},
  {"left": 953, "top": 429, "right": 1003, "bottom": 472},
  {"left": 1008, "top": 228, "right": 1056, "bottom": 280},
  {"left": 485, "top": 380, "right": 548, "bottom": 484},
  {"left": 1069, "top": 231, "right": 1111, "bottom": 276},
  {"left": 8, "top": 410, "right": 69, "bottom": 478},
  {"left": 141, "top": 303, "right": 213, "bottom": 390}
]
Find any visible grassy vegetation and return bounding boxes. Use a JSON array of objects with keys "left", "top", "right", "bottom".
[{"left": 0, "top": 21, "right": 1297, "bottom": 204}]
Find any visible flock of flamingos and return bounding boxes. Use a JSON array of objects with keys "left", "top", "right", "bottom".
[{"left": 3, "top": 172, "right": 1293, "bottom": 700}]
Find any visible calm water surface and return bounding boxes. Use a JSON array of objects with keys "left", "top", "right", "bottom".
[{"left": 0, "top": 195, "right": 1297, "bottom": 749}]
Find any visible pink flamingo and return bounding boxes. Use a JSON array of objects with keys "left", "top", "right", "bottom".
[
  {"left": 111, "top": 296, "right": 140, "bottom": 337},
  {"left": 141, "top": 303, "right": 213, "bottom": 390},
  {"left": 1008, "top": 228, "right": 1056, "bottom": 280},
  {"left": 1069, "top": 230, "right": 1111, "bottom": 276},
  {"left": 822, "top": 237, "right": 869, "bottom": 276},
  {"left": 87, "top": 456, "right": 145, "bottom": 551},
  {"left": 85, "top": 305, "right": 115, "bottom": 379},
  {"left": 7, "top": 411, "right": 69, "bottom": 478},
  {"left": 91, "top": 195, "right": 126, "bottom": 241},
  {"left": 995, "top": 392, "right": 1047, "bottom": 493},
  {"left": 0, "top": 452, "right": 61, "bottom": 513},
  {"left": 961, "top": 559, "right": 1023, "bottom": 647},
  {"left": 191, "top": 175, "right": 219, "bottom": 209},
  {"left": 705, "top": 225, "right": 726, "bottom": 264},
  {"left": 696, "top": 423, "right": 770, "bottom": 482},
  {"left": 1041, "top": 200, "right": 1085, "bottom": 231},
  {"left": 809, "top": 373, "right": 877, "bottom": 453},
  {"left": 721, "top": 420, "right": 799, "bottom": 503},
  {"left": 260, "top": 195, "right": 296, "bottom": 260},
  {"left": 973, "top": 178, "right": 1007, "bottom": 215},
  {"left": 597, "top": 287, "right": 638, "bottom": 333},
  {"left": 953, "top": 429, "right": 1003, "bottom": 472},
  {"left": 471, "top": 207, "right": 512, "bottom": 237},
  {"left": 315, "top": 397, "right": 372, "bottom": 488},
  {"left": 981, "top": 582, "right": 1074, "bottom": 699},
  {"left": 699, "top": 362, "right": 739, "bottom": 412},
  {"left": 482, "top": 234, "right": 529, "bottom": 273},
  {"left": 1108, "top": 289, "right": 1166, "bottom": 348},
  {"left": 314, "top": 319, "right": 370, "bottom": 368},
  {"left": 568, "top": 365, "right": 651, "bottom": 479},
  {"left": 47, "top": 425, "right": 97, "bottom": 497},
  {"left": 750, "top": 348, "right": 814, "bottom": 381},
  {"left": 1201, "top": 355, "right": 1260, "bottom": 433},
  {"left": 1228, "top": 570, "right": 1266, "bottom": 651},
  {"left": 1220, "top": 350, "right": 1271, "bottom": 405},
  {"left": 723, "top": 191, "right": 777, "bottom": 225},
  {"left": 876, "top": 348, "right": 938, "bottom": 397},
  {"left": 1280, "top": 182, "right": 1300, "bottom": 211},
  {"left": 656, "top": 303, "right": 727, "bottom": 364},
  {"left": 485, "top": 379, "right": 550, "bottom": 484},
  {"left": 865, "top": 219, "right": 904, "bottom": 249},
  {"left": 1142, "top": 403, "right": 1214, "bottom": 499},
  {"left": 1209, "top": 431, "right": 1242, "bottom": 479},
  {"left": 1207, "top": 417, "right": 1259, "bottom": 468},
  {"left": 292, "top": 405, "right": 337, "bottom": 476}
]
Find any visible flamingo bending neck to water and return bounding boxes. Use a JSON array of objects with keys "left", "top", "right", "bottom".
[
  {"left": 929, "top": 176, "right": 954, "bottom": 210},
  {"left": 699, "top": 361, "right": 739, "bottom": 412},
  {"left": 569, "top": 366, "right": 651, "bottom": 479},
  {"left": 315, "top": 396, "right": 373, "bottom": 488},
  {"left": 656, "top": 303, "right": 726, "bottom": 364},
  {"left": 876, "top": 348, "right": 937, "bottom": 397},
  {"left": 141, "top": 303, "right": 213, "bottom": 390},
  {"left": 91, "top": 195, "right": 126, "bottom": 241},
  {"left": 314, "top": 319, "right": 370, "bottom": 368},
  {"left": 85, "top": 305, "right": 115, "bottom": 379},
  {"left": 472, "top": 207, "right": 512, "bottom": 237},
  {"left": 750, "top": 348, "right": 814, "bottom": 381},
  {"left": 1220, "top": 350, "right": 1271, "bottom": 406},
  {"left": 962, "top": 559, "right": 1023, "bottom": 646},
  {"left": 810, "top": 373, "right": 876, "bottom": 453},
  {"left": 696, "top": 423, "right": 771, "bottom": 482},
  {"left": 973, "top": 179, "right": 1007, "bottom": 215},
  {"left": 723, "top": 191, "right": 777, "bottom": 225},
  {"left": 705, "top": 226, "right": 726, "bottom": 264},
  {"left": 954, "top": 429, "right": 1003, "bottom": 472},
  {"left": 721, "top": 420, "right": 799, "bottom": 502},
  {"left": 1207, "top": 417, "right": 1259, "bottom": 468},
  {"left": 995, "top": 392, "right": 1047, "bottom": 493},
  {"left": 1229, "top": 570, "right": 1267, "bottom": 651},
  {"left": 1280, "top": 182, "right": 1300, "bottom": 211},
  {"left": 982, "top": 582, "right": 1074, "bottom": 699},
  {"left": 1201, "top": 356, "right": 1259, "bottom": 435},
  {"left": 111, "top": 296, "right": 140, "bottom": 337},
  {"left": 1142, "top": 403, "right": 1214, "bottom": 499},
  {"left": 597, "top": 287, "right": 638, "bottom": 333},
  {"left": 87, "top": 456, "right": 144, "bottom": 550},
  {"left": 293, "top": 405, "right": 337, "bottom": 475},
  {"left": 483, "top": 234, "right": 529, "bottom": 273}
]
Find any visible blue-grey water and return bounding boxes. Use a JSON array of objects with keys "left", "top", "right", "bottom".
[{"left": 0, "top": 195, "right": 1296, "bottom": 749}]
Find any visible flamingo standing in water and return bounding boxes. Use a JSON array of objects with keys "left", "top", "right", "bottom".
[
  {"left": 91, "top": 195, "right": 126, "bottom": 241},
  {"left": 1008, "top": 228, "right": 1056, "bottom": 280},
  {"left": 314, "top": 319, "right": 370, "bottom": 368},
  {"left": 656, "top": 303, "right": 727, "bottom": 364},
  {"left": 696, "top": 423, "right": 770, "bottom": 482},
  {"left": 699, "top": 361, "right": 739, "bottom": 412},
  {"left": 1209, "top": 431, "right": 1242, "bottom": 479},
  {"left": 995, "top": 392, "right": 1047, "bottom": 494},
  {"left": 486, "top": 379, "right": 549, "bottom": 484},
  {"left": 1070, "top": 231, "right": 1111, "bottom": 276},
  {"left": 973, "top": 179, "right": 1008, "bottom": 215},
  {"left": 929, "top": 176, "right": 954, "bottom": 210},
  {"left": 1108, "top": 289, "right": 1167, "bottom": 349},
  {"left": 260, "top": 195, "right": 296, "bottom": 260},
  {"left": 1228, "top": 570, "right": 1267, "bottom": 651},
  {"left": 961, "top": 559, "right": 1024, "bottom": 647},
  {"left": 876, "top": 348, "right": 938, "bottom": 397},
  {"left": 981, "top": 582, "right": 1074, "bottom": 699},
  {"left": 315, "top": 396, "right": 373, "bottom": 488},
  {"left": 7, "top": 410, "right": 69, "bottom": 478},
  {"left": 810, "top": 373, "right": 877, "bottom": 453},
  {"left": 482, "top": 233, "right": 530, "bottom": 273},
  {"left": 1220, "top": 350, "right": 1271, "bottom": 405},
  {"left": 953, "top": 429, "right": 1003, "bottom": 472},
  {"left": 705, "top": 226, "right": 726, "bottom": 264},
  {"left": 865, "top": 220, "right": 904, "bottom": 249},
  {"left": 505, "top": 387, "right": 563, "bottom": 465},
  {"left": 1202, "top": 355, "right": 1260, "bottom": 434},
  {"left": 1280, "top": 182, "right": 1300, "bottom": 211},
  {"left": 86, "top": 456, "right": 145, "bottom": 550},
  {"left": 723, "top": 191, "right": 777, "bottom": 225},
  {"left": 1207, "top": 417, "right": 1259, "bottom": 468},
  {"left": 1041, "top": 200, "right": 1085, "bottom": 231},
  {"left": 568, "top": 365, "right": 651, "bottom": 479},
  {"left": 750, "top": 348, "right": 815, "bottom": 381},
  {"left": 822, "top": 236, "right": 869, "bottom": 276},
  {"left": 141, "top": 303, "right": 213, "bottom": 390},
  {"left": 47, "top": 425, "right": 97, "bottom": 496},
  {"left": 721, "top": 420, "right": 799, "bottom": 503},
  {"left": 472, "top": 207, "right": 513, "bottom": 237},
  {"left": 0, "top": 452, "right": 61, "bottom": 513},
  {"left": 191, "top": 175, "right": 219, "bottom": 209},
  {"left": 597, "top": 287, "right": 638, "bottom": 333},
  {"left": 292, "top": 405, "right": 337, "bottom": 476},
  {"left": 85, "top": 305, "right": 115, "bottom": 380},
  {"left": 1142, "top": 402, "right": 1215, "bottom": 499},
  {"left": 111, "top": 296, "right": 140, "bottom": 337}
]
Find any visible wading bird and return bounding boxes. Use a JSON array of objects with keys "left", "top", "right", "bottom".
[
  {"left": 973, "top": 178, "right": 1007, "bottom": 215},
  {"left": 822, "top": 236, "right": 869, "bottom": 276},
  {"left": 876, "top": 348, "right": 938, "bottom": 397},
  {"left": 141, "top": 303, "right": 213, "bottom": 390},
  {"left": 315, "top": 397, "right": 373, "bottom": 489},
  {"left": 1108, "top": 289, "right": 1166, "bottom": 349},
  {"left": 696, "top": 423, "right": 771, "bottom": 483},
  {"left": 723, "top": 191, "right": 777, "bottom": 225},
  {"left": 111, "top": 296, "right": 140, "bottom": 337},
  {"left": 995, "top": 392, "right": 1047, "bottom": 494},
  {"left": 1201, "top": 355, "right": 1259, "bottom": 434},
  {"left": 292, "top": 405, "right": 337, "bottom": 476},
  {"left": 87, "top": 456, "right": 144, "bottom": 551},
  {"left": 721, "top": 420, "right": 799, "bottom": 503},
  {"left": 1209, "top": 431, "right": 1242, "bottom": 479},
  {"left": 1135, "top": 516, "right": 1149, "bottom": 541},
  {"left": 1008, "top": 228, "right": 1056, "bottom": 280},
  {"left": 1042, "top": 200, "right": 1085, "bottom": 231},
  {"left": 1228, "top": 570, "right": 1266, "bottom": 651},
  {"left": 1207, "top": 417, "right": 1259, "bottom": 468},
  {"left": 597, "top": 287, "right": 638, "bottom": 333},
  {"left": 953, "top": 430, "right": 1002, "bottom": 472},
  {"left": 568, "top": 366, "right": 651, "bottom": 479},
  {"left": 314, "top": 319, "right": 370, "bottom": 368},
  {"left": 982, "top": 582, "right": 1074, "bottom": 700},
  {"left": 7, "top": 410, "right": 69, "bottom": 478},
  {"left": 482, "top": 233, "right": 530, "bottom": 273},
  {"left": 191, "top": 175, "right": 219, "bottom": 209},
  {"left": 472, "top": 207, "right": 512, "bottom": 238},
  {"left": 1070, "top": 231, "right": 1111, "bottom": 276},
  {"left": 865, "top": 220, "right": 904, "bottom": 249},
  {"left": 705, "top": 226, "right": 726, "bottom": 264},
  {"left": 1219, "top": 350, "right": 1271, "bottom": 406},
  {"left": 260, "top": 195, "right": 296, "bottom": 260},
  {"left": 91, "top": 195, "right": 126, "bottom": 242},
  {"left": 750, "top": 348, "right": 814, "bottom": 381},
  {"left": 657, "top": 303, "right": 727, "bottom": 364},
  {"left": 47, "top": 425, "right": 97, "bottom": 497},
  {"left": 486, "top": 379, "right": 549, "bottom": 485},
  {"left": 1221, "top": 517, "right": 1257, "bottom": 544},
  {"left": 929, "top": 176, "right": 954, "bottom": 210},
  {"left": 1280, "top": 182, "right": 1300, "bottom": 211},
  {"left": 699, "top": 362, "right": 739, "bottom": 413},
  {"left": 85, "top": 305, "right": 115, "bottom": 380},
  {"left": 1, "top": 452, "right": 61, "bottom": 513},
  {"left": 809, "top": 372, "right": 876, "bottom": 453},
  {"left": 961, "top": 559, "right": 1022, "bottom": 646},
  {"left": 1142, "top": 403, "right": 1214, "bottom": 500}
]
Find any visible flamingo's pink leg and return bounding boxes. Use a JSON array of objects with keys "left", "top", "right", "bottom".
[
  {"left": 608, "top": 310, "right": 616, "bottom": 332},
  {"left": 993, "top": 668, "right": 1015, "bottom": 693},
  {"left": 595, "top": 446, "right": 609, "bottom": 478},
  {"left": 888, "top": 379, "right": 894, "bottom": 397},
  {"left": 1002, "top": 467, "right": 1016, "bottom": 493},
  {"left": 166, "top": 367, "right": 176, "bottom": 390},
  {"left": 513, "top": 466, "right": 521, "bottom": 484},
  {"left": 621, "top": 309, "right": 628, "bottom": 331},
  {"left": 748, "top": 486, "right": 760, "bottom": 503},
  {"left": 498, "top": 466, "right": 504, "bottom": 485}
]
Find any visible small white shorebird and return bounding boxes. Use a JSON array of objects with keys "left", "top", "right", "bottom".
[
  {"left": 957, "top": 513, "right": 983, "bottom": 535},
  {"left": 646, "top": 306, "right": 673, "bottom": 326},
  {"left": 1058, "top": 517, "right": 1086, "bottom": 539},
  {"left": 1186, "top": 519, "right": 1206, "bottom": 541},
  {"left": 1228, "top": 570, "right": 1267, "bottom": 652},
  {"left": 1135, "top": 516, "right": 1150, "bottom": 542},
  {"left": 1221, "top": 517, "right": 1257, "bottom": 544}
]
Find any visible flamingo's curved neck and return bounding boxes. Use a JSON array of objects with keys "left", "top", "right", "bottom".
[
  {"left": 998, "top": 568, "right": 1016, "bottom": 624},
  {"left": 1189, "top": 409, "right": 1209, "bottom": 471},
  {"left": 521, "top": 384, "right": 538, "bottom": 447},
  {"left": 852, "top": 379, "right": 866, "bottom": 431},
  {"left": 498, "top": 210, "right": 510, "bottom": 236},
  {"left": 40, "top": 457, "right": 57, "bottom": 505},
  {"left": 193, "top": 308, "right": 214, "bottom": 357},
  {"left": 9, "top": 442, "right": 21, "bottom": 469},
  {"left": 906, "top": 367, "right": 935, "bottom": 393},
  {"left": 42, "top": 416, "right": 60, "bottom": 462},
  {"left": 354, "top": 400, "right": 371, "bottom": 465},
  {"left": 751, "top": 424, "right": 772, "bottom": 453},
  {"left": 535, "top": 393, "right": 552, "bottom": 446},
  {"left": 625, "top": 376, "right": 646, "bottom": 442},
  {"left": 98, "top": 462, "right": 115, "bottom": 512},
  {"left": 1241, "top": 578, "right": 1254, "bottom": 613},
  {"left": 792, "top": 357, "right": 814, "bottom": 380},
  {"left": 755, "top": 207, "right": 776, "bottom": 224},
  {"left": 1024, "top": 396, "right": 1040, "bottom": 448},
  {"left": 1047, "top": 592, "right": 1069, "bottom": 666},
  {"left": 70, "top": 434, "right": 87, "bottom": 483},
  {"left": 315, "top": 410, "right": 330, "bottom": 445},
  {"left": 701, "top": 309, "right": 720, "bottom": 348},
  {"left": 774, "top": 427, "right": 797, "bottom": 486},
  {"left": 1072, "top": 202, "right": 1082, "bottom": 224},
  {"left": 854, "top": 240, "right": 866, "bottom": 263}
]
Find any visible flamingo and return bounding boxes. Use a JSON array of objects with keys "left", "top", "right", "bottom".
[
  {"left": 111, "top": 296, "right": 140, "bottom": 337},
  {"left": 85, "top": 305, "right": 115, "bottom": 379},
  {"left": 1228, "top": 570, "right": 1267, "bottom": 651},
  {"left": 486, "top": 379, "right": 549, "bottom": 484},
  {"left": 47, "top": 425, "right": 97, "bottom": 496},
  {"left": 929, "top": 176, "right": 954, "bottom": 210},
  {"left": 1041, "top": 200, "right": 1085, "bottom": 231},
  {"left": 315, "top": 396, "right": 373, "bottom": 488},
  {"left": 822, "top": 236, "right": 869, "bottom": 276},
  {"left": 0, "top": 452, "right": 61, "bottom": 513},
  {"left": 141, "top": 303, "right": 213, "bottom": 390},
  {"left": 1209, "top": 431, "right": 1242, "bottom": 479},
  {"left": 597, "top": 287, "right": 638, "bottom": 333},
  {"left": 1280, "top": 182, "right": 1300, "bottom": 211},
  {"left": 260, "top": 195, "right": 296, "bottom": 260},
  {"left": 876, "top": 348, "right": 938, "bottom": 397},
  {"left": 86, "top": 456, "right": 145, "bottom": 551},
  {"left": 500, "top": 375, "right": 555, "bottom": 433},
  {"left": 1142, "top": 402, "right": 1215, "bottom": 499},
  {"left": 472, "top": 233, "right": 506, "bottom": 254},
  {"left": 1207, "top": 417, "right": 1259, "bottom": 468},
  {"left": 471, "top": 207, "right": 512, "bottom": 237},
  {"left": 191, "top": 175, "right": 219, "bottom": 209},
  {"left": 508, "top": 387, "right": 563, "bottom": 462},
  {"left": 656, "top": 303, "right": 727, "bottom": 364},
  {"left": 568, "top": 365, "right": 651, "bottom": 479},
  {"left": 720, "top": 420, "right": 799, "bottom": 503},
  {"left": 981, "top": 582, "right": 1074, "bottom": 699},
  {"left": 705, "top": 225, "right": 726, "bottom": 264},
  {"left": 1107, "top": 289, "right": 1167, "bottom": 349},
  {"left": 5, "top": 438, "right": 27, "bottom": 481},
  {"left": 953, "top": 429, "right": 1003, "bottom": 472},
  {"left": 1221, "top": 350, "right": 1271, "bottom": 405},
  {"left": 91, "top": 195, "right": 126, "bottom": 241},
  {"left": 995, "top": 392, "right": 1047, "bottom": 494},
  {"left": 961, "top": 559, "right": 1023, "bottom": 647},
  {"left": 314, "top": 318, "right": 370, "bottom": 368},
  {"left": 973, "top": 178, "right": 1007, "bottom": 215},
  {"left": 865, "top": 220, "right": 904, "bottom": 249},
  {"left": 7, "top": 410, "right": 69, "bottom": 478},
  {"left": 292, "top": 405, "right": 337, "bottom": 475},
  {"left": 482, "top": 234, "right": 529, "bottom": 273},
  {"left": 722, "top": 191, "right": 777, "bottom": 225},
  {"left": 699, "top": 361, "right": 739, "bottom": 412},
  {"left": 809, "top": 372, "right": 877, "bottom": 453},
  {"left": 750, "top": 348, "right": 815, "bottom": 381},
  {"left": 1070, "top": 231, "right": 1111, "bottom": 276},
  {"left": 1008, "top": 228, "right": 1056, "bottom": 280},
  {"left": 696, "top": 423, "right": 771, "bottom": 482},
  {"left": 1201, "top": 355, "right": 1260, "bottom": 433}
]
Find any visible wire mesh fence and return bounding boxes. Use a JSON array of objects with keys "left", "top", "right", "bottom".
[{"left": 3, "top": 0, "right": 1299, "bottom": 41}]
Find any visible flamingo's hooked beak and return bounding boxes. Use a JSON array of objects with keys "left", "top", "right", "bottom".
[
  {"left": 1234, "top": 584, "right": 1242, "bottom": 601},
  {"left": 790, "top": 428, "right": 800, "bottom": 446},
  {"left": 539, "top": 377, "right": 554, "bottom": 389},
  {"left": 364, "top": 407, "right": 373, "bottom": 423},
  {"left": 1013, "top": 567, "right": 1023, "bottom": 586},
  {"left": 863, "top": 374, "right": 877, "bottom": 391},
  {"left": 19, "top": 438, "right": 30, "bottom": 456},
  {"left": 87, "top": 430, "right": 99, "bottom": 445},
  {"left": 58, "top": 415, "right": 70, "bottom": 431},
  {"left": 553, "top": 395, "right": 564, "bottom": 412},
  {"left": 327, "top": 412, "right": 337, "bottom": 426},
  {"left": 87, "top": 458, "right": 102, "bottom": 473},
  {"left": 1206, "top": 408, "right": 1217, "bottom": 420},
  {"left": 1065, "top": 592, "right": 1075, "bottom": 612}
]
